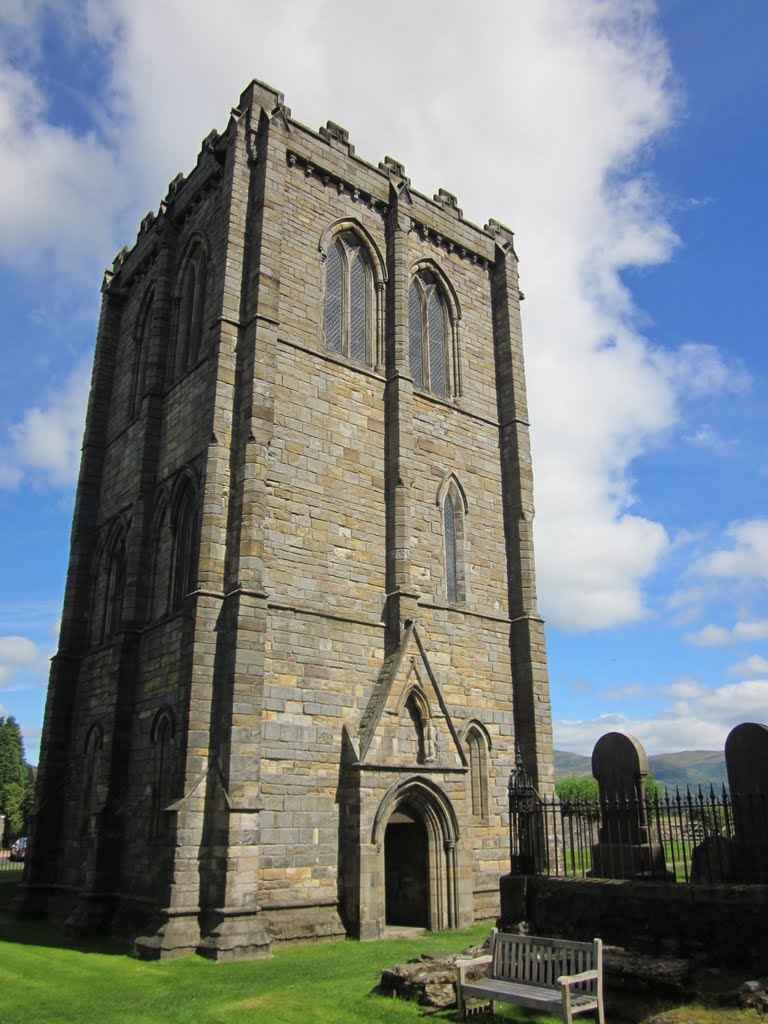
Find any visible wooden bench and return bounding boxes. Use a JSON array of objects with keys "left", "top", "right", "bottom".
[{"left": 456, "top": 930, "right": 604, "bottom": 1023}]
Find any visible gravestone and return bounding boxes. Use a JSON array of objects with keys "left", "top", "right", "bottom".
[
  {"left": 725, "top": 722, "right": 768, "bottom": 882},
  {"left": 591, "top": 731, "right": 667, "bottom": 879}
]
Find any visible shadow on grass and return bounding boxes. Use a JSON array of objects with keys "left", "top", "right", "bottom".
[{"left": 0, "top": 874, "right": 132, "bottom": 956}]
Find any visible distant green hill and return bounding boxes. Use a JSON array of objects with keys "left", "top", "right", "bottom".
[{"left": 554, "top": 748, "right": 727, "bottom": 792}]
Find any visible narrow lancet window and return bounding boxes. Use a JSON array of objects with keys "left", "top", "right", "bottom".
[
  {"left": 150, "top": 711, "right": 174, "bottom": 839},
  {"left": 129, "top": 295, "right": 152, "bottom": 419},
  {"left": 103, "top": 535, "right": 127, "bottom": 640},
  {"left": 444, "top": 493, "right": 457, "bottom": 603},
  {"left": 466, "top": 725, "right": 489, "bottom": 817},
  {"left": 174, "top": 243, "right": 207, "bottom": 378},
  {"left": 170, "top": 482, "right": 199, "bottom": 612}
]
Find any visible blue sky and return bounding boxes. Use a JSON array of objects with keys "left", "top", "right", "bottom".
[{"left": 0, "top": 1, "right": 766, "bottom": 764}]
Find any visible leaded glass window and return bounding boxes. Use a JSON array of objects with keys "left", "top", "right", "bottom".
[
  {"left": 444, "top": 493, "right": 457, "bottom": 603},
  {"left": 409, "top": 271, "right": 449, "bottom": 396},
  {"left": 325, "top": 244, "right": 343, "bottom": 354},
  {"left": 323, "top": 233, "right": 372, "bottom": 365},
  {"left": 409, "top": 281, "right": 423, "bottom": 386},
  {"left": 441, "top": 478, "right": 466, "bottom": 605}
]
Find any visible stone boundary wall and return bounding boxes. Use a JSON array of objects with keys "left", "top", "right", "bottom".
[{"left": 500, "top": 874, "right": 768, "bottom": 969}]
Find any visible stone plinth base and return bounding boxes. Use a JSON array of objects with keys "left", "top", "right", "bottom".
[
  {"left": 134, "top": 909, "right": 203, "bottom": 960},
  {"left": 591, "top": 842, "right": 668, "bottom": 879},
  {"left": 196, "top": 909, "right": 272, "bottom": 961}
]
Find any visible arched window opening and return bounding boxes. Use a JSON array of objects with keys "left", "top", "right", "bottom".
[
  {"left": 405, "top": 694, "right": 426, "bottom": 765},
  {"left": 82, "top": 724, "right": 103, "bottom": 832},
  {"left": 466, "top": 725, "right": 489, "bottom": 818},
  {"left": 149, "top": 498, "right": 171, "bottom": 620},
  {"left": 129, "top": 295, "right": 153, "bottom": 419},
  {"left": 409, "top": 271, "right": 449, "bottom": 396},
  {"left": 444, "top": 493, "right": 457, "bottom": 604},
  {"left": 150, "top": 710, "right": 175, "bottom": 840},
  {"left": 170, "top": 481, "right": 199, "bottom": 612},
  {"left": 102, "top": 534, "right": 127, "bottom": 640},
  {"left": 175, "top": 244, "right": 207, "bottom": 378},
  {"left": 324, "top": 233, "right": 373, "bottom": 365},
  {"left": 441, "top": 477, "right": 467, "bottom": 605}
]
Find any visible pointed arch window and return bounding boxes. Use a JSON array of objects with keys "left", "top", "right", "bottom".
[
  {"left": 129, "top": 293, "right": 153, "bottom": 419},
  {"left": 82, "top": 724, "right": 104, "bottom": 832},
  {"left": 170, "top": 480, "right": 199, "bottom": 612},
  {"left": 465, "top": 724, "right": 489, "bottom": 818},
  {"left": 174, "top": 243, "right": 207, "bottom": 378},
  {"left": 444, "top": 493, "right": 458, "bottom": 603},
  {"left": 102, "top": 533, "right": 127, "bottom": 640},
  {"left": 324, "top": 233, "right": 373, "bottom": 365},
  {"left": 441, "top": 478, "right": 467, "bottom": 605},
  {"left": 409, "top": 271, "right": 449, "bottom": 396},
  {"left": 150, "top": 709, "right": 175, "bottom": 840}
]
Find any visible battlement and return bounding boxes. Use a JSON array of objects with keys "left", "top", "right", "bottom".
[{"left": 107, "top": 77, "right": 517, "bottom": 287}]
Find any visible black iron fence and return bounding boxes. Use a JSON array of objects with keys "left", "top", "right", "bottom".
[{"left": 509, "top": 775, "right": 768, "bottom": 884}]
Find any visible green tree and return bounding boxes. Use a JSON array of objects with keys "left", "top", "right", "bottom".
[
  {"left": 555, "top": 775, "right": 599, "bottom": 803},
  {"left": 556, "top": 772, "right": 661, "bottom": 804},
  {"left": 0, "top": 716, "right": 30, "bottom": 845}
]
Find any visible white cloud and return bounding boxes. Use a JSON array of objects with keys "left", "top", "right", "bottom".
[
  {"left": 691, "top": 519, "right": 768, "bottom": 582},
  {"left": 655, "top": 343, "right": 751, "bottom": 400},
  {"left": 662, "top": 677, "right": 706, "bottom": 699},
  {"left": 0, "top": 63, "right": 122, "bottom": 276},
  {"left": 2, "top": 359, "right": 90, "bottom": 489},
  {"left": 685, "top": 620, "right": 768, "bottom": 647},
  {"left": 555, "top": 680, "right": 768, "bottom": 755},
  {"left": 602, "top": 685, "right": 649, "bottom": 701},
  {"left": 728, "top": 655, "right": 768, "bottom": 679},
  {"left": 0, "top": 635, "right": 46, "bottom": 688}
]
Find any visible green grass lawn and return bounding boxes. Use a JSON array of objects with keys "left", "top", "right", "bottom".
[{"left": 0, "top": 916, "right": 559, "bottom": 1024}]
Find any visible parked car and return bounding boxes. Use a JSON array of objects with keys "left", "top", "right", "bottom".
[{"left": 9, "top": 836, "right": 27, "bottom": 862}]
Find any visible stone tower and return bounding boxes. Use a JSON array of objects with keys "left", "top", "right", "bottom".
[{"left": 18, "top": 78, "right": 555, "bottom": 959}]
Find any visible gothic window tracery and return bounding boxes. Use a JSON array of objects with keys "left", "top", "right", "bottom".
[
  {"left": 324, "top": 232, "right": 373, "bottom": 365},
  {"left": 409, "top": 271, "right": 449, "bottom": 396}
]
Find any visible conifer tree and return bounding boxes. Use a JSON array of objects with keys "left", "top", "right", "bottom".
[{"left": 0, "top": 716, "right": 29, "bottom": 845}]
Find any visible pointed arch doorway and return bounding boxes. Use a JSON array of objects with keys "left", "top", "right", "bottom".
[
  {"left": 384, "top": 803, "right": 428, "bottom": 926},
  {"left": 368, "top": 777, "right": 463, "bottom": 936}
]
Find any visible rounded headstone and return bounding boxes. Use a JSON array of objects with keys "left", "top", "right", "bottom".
[
  {"left": 725, "top": 722, "right": 768, "bottom": 797},
  {"left": 592, "top": 731, "right": 648, "bottom": 798}
]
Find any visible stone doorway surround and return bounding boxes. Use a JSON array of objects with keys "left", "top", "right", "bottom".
[{"left": 358, "top": 776, "right": 470, "bottom": 939}]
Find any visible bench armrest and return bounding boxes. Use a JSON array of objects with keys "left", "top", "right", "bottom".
[
  {"left": 557, "top": 969, "right": 599, "bottom": 988},
  {"left": 456, "top": 954, "right": 492, "bottom": 984}
]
